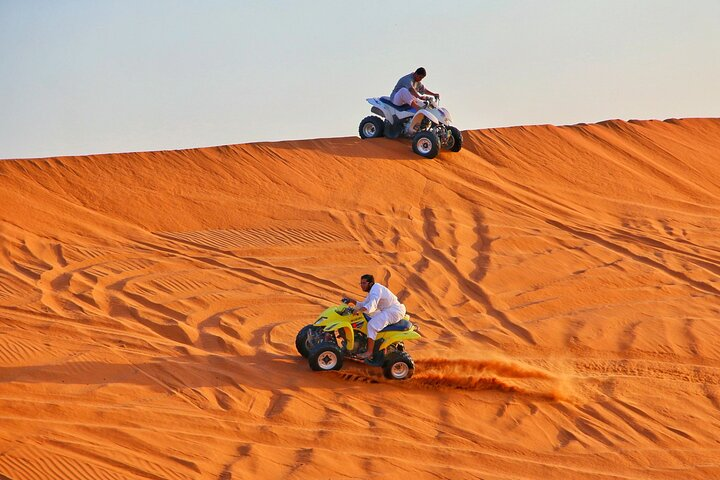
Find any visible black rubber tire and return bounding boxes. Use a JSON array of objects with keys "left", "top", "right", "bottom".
[
  {"left": 309, "top": 342, "right": 344, "bottom": 371},
  {"left": 382, "top": 352, "right": 414, "bottom": 380},
  {"left": 295, "top": 325, "right": 313, "bottom": 358},
  {"left": 384, "top": 119, "right": 402, "bottom": 139},
  {"left": 447, "top": 126, "right": 463, "bottom": 152},
  {"left": 359, "top": 116, "right": 385, "bottom": 139},
  {"left": 412, "top": 131, "right": 440, "bottom": 159}
]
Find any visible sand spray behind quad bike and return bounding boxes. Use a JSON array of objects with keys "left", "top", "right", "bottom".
[
  {"left": 412, "top": 355, "right": 575, "bottom": 401},
  {"left": 335, "top": 354, "right": 576, "bottom": 401}
]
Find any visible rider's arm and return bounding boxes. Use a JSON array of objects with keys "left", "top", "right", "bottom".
[
  {"left": 413, "top": 83, "right": 438, "bottom": 100},
  {"left": 354, "top": 297, "right": 366, "bottom": 310},
  {"left": 352, "top": 300, "right": 368, "bottom": 314},
  {"left": 359, "top": 287, "right": 380, "bottom": 313}
]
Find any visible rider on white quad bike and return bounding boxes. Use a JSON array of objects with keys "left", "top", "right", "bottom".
[{"left": 359, "top": 68, "right": 462, "bottom": 159}]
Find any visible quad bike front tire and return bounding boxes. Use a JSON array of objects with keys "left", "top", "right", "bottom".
[
  {"left": 359, "top": 116, "right": 385, "bottom": 139},
  {"left": 446, "top": 126, "right": 463, "bottom": 152},
  {"left": 382, "top": 351, "right": 415, "bottom": 380},
  {"left": 309, "top": 342, "right": 344, "bottom": 371},
  {"left": 412, "top": 131, "right": 440, "bottom": 159},
  {"left": 295, "top": 325, "right": 314, "bottom": 358}
]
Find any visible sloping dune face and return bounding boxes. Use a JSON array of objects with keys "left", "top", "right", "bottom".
[{"left": 1, "top": 118, "right": 719, "bottom": 479}]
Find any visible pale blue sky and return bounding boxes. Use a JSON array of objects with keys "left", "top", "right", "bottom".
[{"left": 1, "top": 0, "right": 718, "bottom": 159}]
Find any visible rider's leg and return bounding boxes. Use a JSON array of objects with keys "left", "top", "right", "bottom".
[
  {"left": 359, "top": 309, "right": 403, "bottom": 359},
  {"left": 358, "top": 313, "right": 386, "bottom": 358},
  {"left": 393, "top": 88, "right": 426, "bottom": 109},
  {"left": 363, "top": 337, "right": 375, "bottom": 358},
  {"left": 392, "top": 88, "right": 415, "bottom": 107}
]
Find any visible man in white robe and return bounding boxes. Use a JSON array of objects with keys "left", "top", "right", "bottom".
[{"left": 351, "top": 274, "right": 406, "bottom": 361}]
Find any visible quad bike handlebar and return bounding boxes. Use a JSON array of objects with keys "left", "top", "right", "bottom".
[
  {"left": 340, "top": 297, "right": 358, "bottom": 315},
  {"left": 421, "top": 95, "right": 439, "bottom": 109}
]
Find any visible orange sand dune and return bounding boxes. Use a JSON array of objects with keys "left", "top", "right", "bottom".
[{"left": 1, "top": 118, "right": 720, "bottom": 479}]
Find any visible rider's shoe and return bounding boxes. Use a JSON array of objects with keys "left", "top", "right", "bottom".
[
  {"left": 357, "top": 351, "right": 372, "bottom": 360},
  {"left": 364, "top": 356, "right": 383, "bottom": 367}
]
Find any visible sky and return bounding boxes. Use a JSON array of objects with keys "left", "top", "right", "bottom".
[{"left": 1, "top": 0, "right": 719, "bottom": 159}]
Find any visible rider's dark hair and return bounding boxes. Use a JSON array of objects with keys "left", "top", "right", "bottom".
[
  {"left": 415, "top": 67, "right": 426, "bottom": 77},
  {"left": 361, "top": 274, "right": 375, "bottom": 285}
]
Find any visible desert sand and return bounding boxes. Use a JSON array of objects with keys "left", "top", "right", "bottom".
[{"left": 1, "top": 118, "right": 719, "bottom": 479}]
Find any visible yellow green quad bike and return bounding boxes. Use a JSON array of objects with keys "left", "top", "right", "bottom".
[{"left": 295, "top": 299, "right": 421, "bottom": 380}]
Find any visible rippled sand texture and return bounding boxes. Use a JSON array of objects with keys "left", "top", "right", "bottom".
[{"left": 1, "top": 118, "right": 719, "bottom": 479}]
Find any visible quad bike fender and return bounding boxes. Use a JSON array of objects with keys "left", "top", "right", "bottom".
[
  {"left": 316, "top": 305, "right": 341, "bottom": 318},
  {"left": 409, "top": 110, "right": 440, "bottom": 132},
  {"left": 376, "top": 329, "right": 421, "bottom": 351},
  {"left": 366, "top": 97, "right": 382, "bottom": 107},
  {"left": 313, "top": 317, "right": 355, "bottom": 350},
  {"left": 325, "top": 322, "right": 354, "bottom": 350},
  {"left": 367, "top": 98, "right": 391, "bottom": 119},
  {"left": 313, "top": 306, "right": 364, "bottom": 351},
  {"left": 438, "top": 107, "right": 452, "bottom": 123},
  {"left": 368, "top": 98, "right": 416, "bottom": 123}
]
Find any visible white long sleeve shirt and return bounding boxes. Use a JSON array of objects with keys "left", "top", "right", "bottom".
[{"left": 357, "top": 283, "right": 404, "bottom": 314}]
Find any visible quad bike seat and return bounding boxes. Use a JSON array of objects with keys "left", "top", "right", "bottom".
[
  {"left": 380, "top": 319, "right": 413, "bottom": 332},
  {"left": 379, "top": 96, "right": 415, "bottom": 111}
]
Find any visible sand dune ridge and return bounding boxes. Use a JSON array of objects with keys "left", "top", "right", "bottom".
[{"left": 1, "top": 118, "right": 719, "bottom": 478}]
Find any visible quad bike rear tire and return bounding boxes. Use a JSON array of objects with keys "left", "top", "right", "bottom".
[
  {"left": 446, "top": 126, "right": 463, "bottom": 152},
  {"left": 412, "top": 131, "right": 440, "bottom": 159},
  {"left": 383, "top": 351, "right": 415, "bottom": 380},
  {"left": 384, "top": 119, "right": 402, "bottom": 139},
  {"left": 309, "top": 342, "right": 344, "bottom": 371},
  {"left": 359, "top": 116, "right": 385, "bottom": 139},
  {"left": 295, "top": 325, "right": 314, "bottom": 358}
]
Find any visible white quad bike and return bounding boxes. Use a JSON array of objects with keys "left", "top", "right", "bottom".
[{"left": 359, "top": 96, "right": 462, "bottom": 159}]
